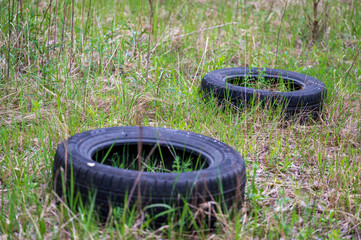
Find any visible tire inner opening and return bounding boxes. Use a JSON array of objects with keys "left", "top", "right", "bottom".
[
  {"left": 226, "top": 75, "right": 303, "bottom": 92},
  {"left": 92, "top": 143, "right": 209, "bottom": 173}
]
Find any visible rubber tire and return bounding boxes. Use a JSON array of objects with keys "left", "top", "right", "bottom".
[
  {"left": 53, "top": 127, "right": 246, "bottom": 220},
  {"left": 201, "top": 67, "right": 327, "bottom": 114}
]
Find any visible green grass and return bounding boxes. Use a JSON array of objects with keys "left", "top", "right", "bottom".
[
  {"left": 1, "top": 0, "right": 361, "bottom": 238},
  {"left": 226, "top": 75, "right": 298, "bottom": 92},
  {"left": 95, "top": 143, "right": 206, "bottom": 173}
]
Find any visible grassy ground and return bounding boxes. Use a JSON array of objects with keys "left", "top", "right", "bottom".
[{"left": 1, "top": 0, "right": 361, "bottom": 238}]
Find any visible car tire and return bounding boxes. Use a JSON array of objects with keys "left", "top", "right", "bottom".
[
  {"left": 53, "top": 126, "right": 246, "bottom": 220},
  {"left": 201, "top": 67, "right": 327, "bottom": 114}
]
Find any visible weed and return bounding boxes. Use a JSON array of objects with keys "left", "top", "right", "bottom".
[
  {"left": 95, "top": 143, "right": 205, "bottom": 173},
  {"left": 227, "top": 74, "right": 299, "bottom": 92}
]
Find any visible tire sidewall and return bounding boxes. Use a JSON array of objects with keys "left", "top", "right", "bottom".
[{"left": 54, "top": 126, "right": 246, "bottom": 200}]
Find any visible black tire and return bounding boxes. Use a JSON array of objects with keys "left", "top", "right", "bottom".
[
  {"left": 201, "top": 67, "right": 327, "bottom": 114},
  {"left": 53, "top": 126, "right": 246, "bottom": 220}
]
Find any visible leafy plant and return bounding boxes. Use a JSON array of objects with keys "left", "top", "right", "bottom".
[
  {"left": 102, "top": 146, "right": 202, "bottom": 173},
  {"left": 229, "top": 74, "right": 292, "bottom": 92}
]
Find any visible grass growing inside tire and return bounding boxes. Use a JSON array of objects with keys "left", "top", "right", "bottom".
[
  {"left": 93, "top": 143, "right": 208, "bottom": 173},
  {"left": 226, "top": 75, "right": 303, "bottom": 92}
]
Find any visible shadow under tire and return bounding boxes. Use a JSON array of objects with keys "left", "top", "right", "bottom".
[
  {"left": 201, "top": 67, "right": 327, "bottom": 115},
  {"left": 53, "top": 126, "right": 246, "bottom": 220}
]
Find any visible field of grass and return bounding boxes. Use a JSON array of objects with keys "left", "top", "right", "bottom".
[{"left": 1, "top": 0, "right": 361, "bottom": 238}]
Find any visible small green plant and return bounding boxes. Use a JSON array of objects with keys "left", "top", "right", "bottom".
[
  {"left": 100, "top": 146, "right": 204, "bottom": 173},
  {"left": 171, "top": 155, "right": 192, "bottom": 173},
  {"left": 229, "top": 75, "right": 293, "bottom": 92}
]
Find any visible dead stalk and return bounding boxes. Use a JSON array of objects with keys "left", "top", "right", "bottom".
[
  {"left": 6, "top": 0, "right": 13, "bottom": 96},
  {"left": 136, "top": 124, "right": 143, "bottom": 213},
  {"left": 302, "top": 0, "right": 329, "bottom": 44},
  {"left": 274, "top": 0, "right": 289, "bottom": 69},
  {"left": 84, "top": 0, "right": 92, "bottom": 50},
  {"left": 18, "top": 0, "right": 24, "bottom": 62},
  {"left": 61, "top": 0, "right": 69, "bottom": 55},
  {"left": 145, "top": 0, "right": 154, "bottom": 82},
  {"left": 69, "top": 0, "right": 75, "bottom": 75},
  {"left": 47, "top": 1, "right": 52, "bottom": 62},
  {"left": 54, "top": 0, "right": 58, "bottom": 46}
]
